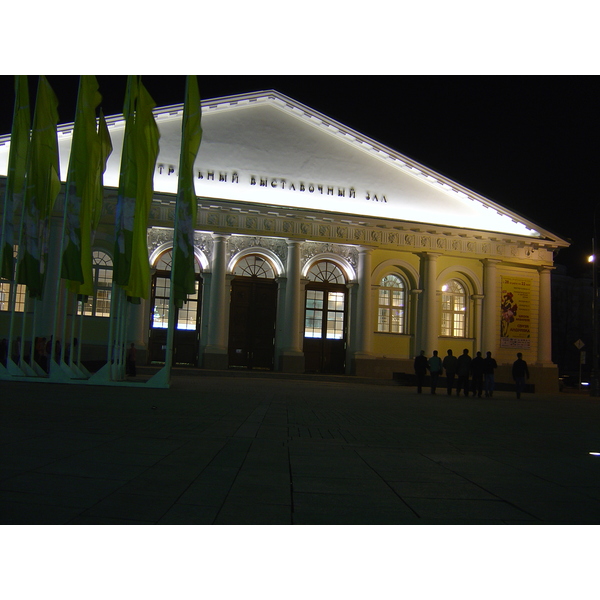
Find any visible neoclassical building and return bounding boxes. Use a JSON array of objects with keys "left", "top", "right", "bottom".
[{"left": 0, "top": 90, "right": 568, "bottom": 391}]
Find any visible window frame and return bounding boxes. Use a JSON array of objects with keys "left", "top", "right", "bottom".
[
  {"left": 441, "top": 278, "right": 467, "bottom": 338},
  {"left": 376, "top": 273, "right": 407, "bottom": 334},
  {"left": 303, "top": 260, "right": 348, "bottom": 340},
  {"left": 79, "top": 250, "right": 113, "bottom": 318}
]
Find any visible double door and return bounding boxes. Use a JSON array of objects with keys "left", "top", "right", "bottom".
[{"left": 228, "top": 278, "right": 278, "bottom": 370}]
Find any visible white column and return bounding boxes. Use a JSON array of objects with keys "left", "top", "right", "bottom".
[
  {"left": 203, "top": 233, "right": 229, "bottom": 368},
  {"left": 354, "top": 246, "right": 373, "bottom": 357},
  {"left": 482, "top": 259, "right": 500, "bottom": 355},
  {"left": 410, "top": 289, "right": 423, "bottom": 357},
  {"left": 538, "top": 266, "right": 554, "bottom": 365},
  {"left": 39, "top": 214, "right": 64, "bottom": 338},
  {"left": 280, "top": 239, "right": 304, "bottom": 372},
  {"left": 472, "top": 294, "right": 484, "bottom": 352},
  {"left": 422, "top": 253, "right": 440, "bottom": 354},
  {"left": 127, "top": 300, "right": 147, "bottom": 348}
]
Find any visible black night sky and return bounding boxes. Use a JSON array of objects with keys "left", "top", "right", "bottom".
[{"left": 1, "top": 74, "right": 598, "bottom": 277}]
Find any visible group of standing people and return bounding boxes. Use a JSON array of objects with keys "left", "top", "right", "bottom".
[{"left": 414, "top": 348, "right": 529, "bottom": 398}]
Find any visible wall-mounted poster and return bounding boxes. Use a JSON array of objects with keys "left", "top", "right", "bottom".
[{"left": 500, "top": 277, "right": 531, "bottom": 349}]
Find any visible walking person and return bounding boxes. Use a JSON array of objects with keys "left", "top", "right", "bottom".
[
  {"left": 428, "top": 350, "right": 443, "bottom": 395},
  {"left": 512, "top": 352, "right": 529, "bottom": 399},
  {"left": 470, "top": 351, "right": 484, "bottom": 397},
  {"left": 456, "top": 348, "right": 472, "bottom": 396},
  {"left": 442, "top": 349, "right": 458, "bottom": 395},
  {"left": 414, "top": 350, "right": 428, "bottom": 394},
  {"left": 483, "top": 351, "right": 498, "bottom": 397}
]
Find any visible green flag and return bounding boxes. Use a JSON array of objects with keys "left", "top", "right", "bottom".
[
  {"left": 70, "top": 108, "right": 114, "bottom": 299},
  {"left": 113, "top": 75, "right": 139, "bottom": 289},
  {"left": 172, "top": 75, "right": 202, "bottom": 309},
  {"left": 124, "top": 79, "right": 160, "bottom": 301},
  {"left": 62, "top": 75, "right": 102, "bottom": 291},
  {"left": 17, "top": 76, "right": 60, "bottom": 299},
  {"left": 94, "top": 109, "right": 113, "bottom": 236},
  {"left": 0, "top": 76, "right": 30, "bottom": 281}
]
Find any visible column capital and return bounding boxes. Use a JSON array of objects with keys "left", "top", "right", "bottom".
[
  {"left": 420, "top": 251, "right": 442, "bottom": 261},
  {"left": 482, "top": 258, "right": 502, "bottom": 266},
  {"left": 358, "top": 245, "right": 375, "bottom": 255},
  {"left": 211, "top": 232, "right": 231, "bottom": 242}
]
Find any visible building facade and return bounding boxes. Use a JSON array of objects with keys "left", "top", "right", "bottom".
[{"left": 0, "top": 90, "right": 569, "bottom": 391}]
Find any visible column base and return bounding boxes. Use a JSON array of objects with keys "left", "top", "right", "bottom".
[
  {"left": 279, "top": 351, "right": 305, "bottom": 374},
  {"left": 202, "top": 347, "right": 228, "bottom": 370},
  {"left": 352, "top": 354, "right": 379, "bottom": 377}
]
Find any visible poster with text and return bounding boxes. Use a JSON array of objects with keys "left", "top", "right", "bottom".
[{"left": 500, "top": 277, "right": 531, "bottom": 349}]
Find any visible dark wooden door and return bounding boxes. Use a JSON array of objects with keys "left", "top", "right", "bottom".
[{"left": 228, "top": 278, "right": 278, "bottom": 370}]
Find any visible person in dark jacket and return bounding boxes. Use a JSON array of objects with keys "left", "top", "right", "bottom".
[
  {"left": 482, "top": 351, "right": 498, "bottom": 397},
  {"left": 512, "top": 352, "right": 529, "bottom": 398},
  {"left": 456, "top": 348, "right": 471, "bottom": 396},
  {"left": 442, "top": 349, "right": 458, "bottom": 396},
  {"left": 470, "top": 351, "right": 484, "bottom": 397},
  {"left": 428, "top": 350, "right": 443, "bottom": 395},
  {"left": 414, "top": 350, "right": 428, "bottom": 394}
]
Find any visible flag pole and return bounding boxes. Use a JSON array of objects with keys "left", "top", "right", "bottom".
[
  {"left": 3, "top": 76, "right": 30, "bottom": 378},
  {"left": 50, "top": 78, "right": 82, "bottom": 380},
  {"left": 146, "top": 76, "right": 197, "bottom": 389}
]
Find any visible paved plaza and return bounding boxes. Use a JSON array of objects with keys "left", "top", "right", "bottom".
[{"left": 1, "top": 369, "right": 600, "bottom": 525}]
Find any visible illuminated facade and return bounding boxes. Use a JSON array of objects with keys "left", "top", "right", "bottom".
[{"left": 0, "top": 90, "right": 569, "bottom": 391}]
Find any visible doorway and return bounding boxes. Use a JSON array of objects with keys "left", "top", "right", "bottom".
[
  {"left": 228, "top": 254, "right": 278, "bottom": 370},
  {"left": 228, "top": 277, "right": 278, "bottom": 370},
  {"left": 303, "top": 260, "right": 348, "bottom": 374},
  {"left": 148, "top": 249, "right": 202, "bottom": 366}
]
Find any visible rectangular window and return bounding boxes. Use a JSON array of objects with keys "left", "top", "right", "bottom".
[
  {"left": 442, "top": 313, "right": 452, "bottom": 337},
  {"left": 153, "top": 298, "right": 169, "bottom": 329},
  {"left": 378, "top": 307, "right": 390, "bottom": 332},
  {"left": 377, "top": 288, "right": 404, "bottom": 333},
  {"left": 391, "top": 308, "right": 403, "bottom": 333},
  {"left": 304, "top": 290, "right": 324, "bottom": 338},
  {"left": 326, "top": 311, "right": 344, "bottom": 339},
  {"left": 392, "top": 290, "right": 403, "bottom": 307},
  {"left": 0, "top": 282, "right": 26, "bottom": 313},
  {"left": 95, "top": 289, "right": 111, "bottom": 318},
  {"left": 325, "top": 291, "right": 345, "bottom": 339},
  {"left": 0, "top": 283, "right": 10, "bottom": 311},
  {"left": 453, "top": 313, "right": 465, "bottom": 337},
  {"left": 177, "top": 283, "right": 199, "bottom": 330}
]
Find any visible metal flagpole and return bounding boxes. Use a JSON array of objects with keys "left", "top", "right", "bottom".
[{"left": 146, "top": 76, "right": 194, "bottom": 389}]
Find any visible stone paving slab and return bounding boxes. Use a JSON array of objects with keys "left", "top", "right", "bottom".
[{"left": 1, "top": 372, "right": 600, "bottom": 524}]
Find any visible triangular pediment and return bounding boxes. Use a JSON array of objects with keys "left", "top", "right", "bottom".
[{"left": 0, "top": 89, "right": 566, "bottom": 244}]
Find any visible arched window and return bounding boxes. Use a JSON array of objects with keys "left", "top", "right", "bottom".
[
  {"left": 306, "top": 260, "right": 345, "bottom": 284},
  {"left": 441, "top": 279, "right": 466, "bottom": 337},
  {"left": 79, "top": 251, "right": 113, "bottom": 317},
  {"left": 233, "top": 255, "right": 275, "bottom": 279},
  {"left": 377, "top": 274, "right": 406, "bottom": 333},
  {"left": 304, "top": 261, "right": 347, "bottom": 340}
]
